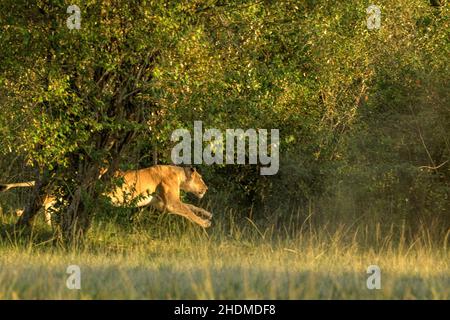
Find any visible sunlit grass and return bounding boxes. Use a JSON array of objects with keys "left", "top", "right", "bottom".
[{"left": 0, "top": 207, "right": 448, "bottom": 299}]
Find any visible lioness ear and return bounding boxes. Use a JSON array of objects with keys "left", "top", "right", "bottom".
[{"left": 184, "top": 166, "right": 193, "bottom": 179}]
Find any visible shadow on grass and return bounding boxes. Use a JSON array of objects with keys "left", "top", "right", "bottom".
[{"left": 0, "top": 263, "right": 448, "bottom": 299}]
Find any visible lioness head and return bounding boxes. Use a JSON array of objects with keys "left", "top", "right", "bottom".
[{"left": 182, "top": 167, "right": 208, "bottom": 199}]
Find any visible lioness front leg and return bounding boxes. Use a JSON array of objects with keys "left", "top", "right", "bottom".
[
  {"left": 152, "top": 197, "right": 209, "bottom": 228},
  {"left": 166, "top": 201, "right": 211, "bottom": 228},
  {"left": 153, "top": 183, "right": 211, "bottom": 228},
  {"left": 185, "top": 204, "right": 213, "bottom": 220}
]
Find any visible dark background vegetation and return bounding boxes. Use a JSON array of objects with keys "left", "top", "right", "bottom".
[{"left": 0, "top": 0, "right": 448, "bottom": 243}]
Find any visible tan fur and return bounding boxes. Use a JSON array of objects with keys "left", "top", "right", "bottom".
[{"left": 2, "top": 165, "right": 212, "bottom": 228}]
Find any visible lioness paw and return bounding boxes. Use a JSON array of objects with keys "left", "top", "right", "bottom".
[{"left": 201, "top": 219, "right": 211, "bottom": 228}]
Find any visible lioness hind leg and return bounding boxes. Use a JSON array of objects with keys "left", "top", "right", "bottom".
[
  {"left": 185, "top": 204, "right": 213, "bottom": 220},
  {"left": 44, "top": 209, "right": 52, "bottom": 226},
  {"left": 15, "top": 207, "right": 52, "bottom": 226},
  {"left": 43, "top": 198, "right": 56, "bottom": 226}
]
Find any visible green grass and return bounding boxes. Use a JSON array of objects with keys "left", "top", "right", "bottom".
[{"left": 0, "top": 207, "right": 448, "bottom": 300}]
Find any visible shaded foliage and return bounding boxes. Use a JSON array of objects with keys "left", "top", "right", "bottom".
[{"left": 0, "top": 0, "right": 448, "bottom": 241}]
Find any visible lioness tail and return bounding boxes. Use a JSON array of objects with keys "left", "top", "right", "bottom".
[{"left": 0, "top": 181, "right": 35, "bottom": 192}]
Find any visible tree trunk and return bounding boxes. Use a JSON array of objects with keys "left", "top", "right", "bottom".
[
  {"left": 59, "top": 163, "right": 100, "bottom": 244},
  {"left": 16, "top": 167, "right": 48, "bottom": 227},
  {"left": 61, "top": 187, "right": 91, "bottom": 243}
]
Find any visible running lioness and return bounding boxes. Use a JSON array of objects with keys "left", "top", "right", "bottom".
[{"left": 0, "top": 165, "right": 212, "bottom": 228}]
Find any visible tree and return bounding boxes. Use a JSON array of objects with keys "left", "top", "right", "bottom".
[
  {"left": 1, "top": 0, "right": 448, "bottom": 242},
  {"left": 0, "top": 1, "right": 174, "bottom": 241}
]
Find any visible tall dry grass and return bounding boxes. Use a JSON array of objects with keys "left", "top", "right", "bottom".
[{"left": 0, "top": 204, "right": 448, "bottom": 299}]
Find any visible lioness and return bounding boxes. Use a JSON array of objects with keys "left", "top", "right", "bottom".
[{"left": 0, "top": 165, "right": 212, "bottom": 228}]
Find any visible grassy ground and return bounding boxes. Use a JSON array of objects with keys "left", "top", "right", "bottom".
[{"left": 0, "top": 207, "right": 448, "bottom": 300}]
